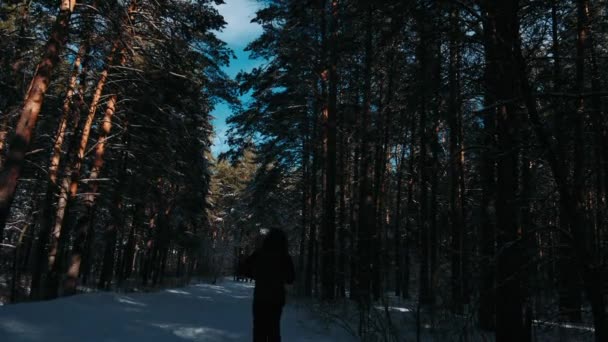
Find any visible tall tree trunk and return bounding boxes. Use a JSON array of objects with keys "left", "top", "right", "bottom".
[
  {"left": 416, "top": 12, "right": 432, "bottom": 305},
  {"left": 64, "top": 102, "right": 124, "bottom": 292},
  {"left": 65, "top": 95, "right": 125, "bottom": 294},
  {"left": 10, "top": 218, "right": 30, "bottom": 303},
  {"left": 371, "top": 80, "right": 386, "bottom": 302},
  {"left": 0, "top": 0, "right": 76, "bottom": 242},
  {"left": 478, "top": 0, "right": 498, "bottom": 329},
  {"left": 402, "top": 113, "right": 417, "bottom": 300},
  {"left": 124, "top": 202, "right": 144, "bottom": 282},
  {"left": 336, "top": 78, "right": 347, "bottom": 299},
  {"left": 321, "top": 0, "right": 338, "bottom": 301},
  {"left": 305, "top": 109, "right": 319, "bottom": 297},
  {"left": 356, "top": 3, "right": 374, "bottom": 304},
  {"left": 47, "top": 0, "right": 136, "bottom": 286},
  {"left": 29, "top": 39, "right": 89, "bottom": 300},
  {"left": 349, "top": 122, "right": 360, "bottom": 300},
  {"left": 484, "top": 1, "right": 527, "bottom": 340},
  {"left": 299, "top": 108, "right": 310, "bottom": 295},
  {"left": 0, "top": 0, "right": 33, "bottom": 165},
  {"left": 98, "top": 223, "right": 117, "bottom": 290},
  {"left": 448, "top": 4, "right": 467, "bottom": 312},
  {"left": 549, "top": 0, "right": 583, "bottom": 322},
  {"left": 519, "top": 49, "right": 608, "bottom": 341},
  {"left": 515, "top": 1, "right": 608, "bottom": 339},
  {"left": 46, "top": 42, "right": 119, "bottom": 279},
  {"left": 429, "top": 117, "right": 439, "bottom": 305},
  {"left": 394, "top": 133, "right": 407, "bottom": 297},
  {"left": 98, "top": 152, "right": 130, "bottom": 290},
  {"left": 584, "top": 3, "right": 607, "bottom": 265},
  {"left": 520, "top": 143, "right": 534, "bottom": 342}
]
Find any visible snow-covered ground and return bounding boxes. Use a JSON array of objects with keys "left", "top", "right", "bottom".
[{"left": 0, "top": 280, "right": 355, "bottom": 342}]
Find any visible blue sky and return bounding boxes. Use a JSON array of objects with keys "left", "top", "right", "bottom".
[{"left": 211, "top": 0, "right": 264, "bottom": 156}]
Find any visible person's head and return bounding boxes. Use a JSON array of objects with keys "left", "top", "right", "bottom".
[{"left": 261, "top": 228, "right": 288, "bottom": 254}]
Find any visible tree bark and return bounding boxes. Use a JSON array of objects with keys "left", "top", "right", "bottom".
[
  {"left": 305, "top": 105, "right": 319, "bottom": 297},
  {"left": 47, "top": 0, "right": 136, "bottom": 282},
  {"left": 356, "top": 3, "right": 374, "bottom": 304},
  {"left": 321, "top": 0, "right": 338, "bottom": 301},
  {"left": 394, "top": 131, "right": 407, "bottom": 297},
  {"left": 483, "top": 1, "right": 528, "bottom": 340},
  {"left": 336, "top": 71, "right": 347, "bottom": 299},
  {"left": 448, "top": 3, "right": 467, "bottom": 312},
  {"left": 415, "top": 9, "right": 433, "bottom": 305},
  {"left": 0, "top": 0, "right": 76, "bottom": 243},
  {"left": 30, "top": 38, "right": 89, "bottom": 301},
  {"left": 46, "top": 42, "right": 120, "bottom": 279},
  {"left": 478, "top": 0, "right": 498, "bottom": 329},
  {"left": 64, "top": 94, "right": 124, "bottom": 294},
  {"left": 514, "top": 2, "right": 608, "bottom": 339},
  {"left": 298, "top": 105, "right": 310, "bottom": 295}
]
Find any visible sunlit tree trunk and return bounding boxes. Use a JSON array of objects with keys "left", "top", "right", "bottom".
[
  {"left": 0, "top": 0, "right": 34, "bottom": 164},
  {"left": 0, "top": 0, "right": 77, "bottom": 243},
  {"left": 44, "top": 43, "right": 120, "bottom": 296},
  {"left": 29, "top": 40, "right": 88, "bottom": 300},
  {"left": 47, "top": 0, "right": 137, "bottom": 294},
  {"left": 64, "top": 86, "right": 124, "bottom": 293}
]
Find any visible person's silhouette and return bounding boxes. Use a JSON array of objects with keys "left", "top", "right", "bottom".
[{"left": 240, "top": 229, "right": 295, "bottom": 342}]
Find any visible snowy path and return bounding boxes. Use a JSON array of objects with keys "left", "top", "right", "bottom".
[{"left": 0, "top": 280, "right": 354, "bottom": 342}]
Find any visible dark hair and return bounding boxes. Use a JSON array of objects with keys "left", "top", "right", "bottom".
[{"left": 262, "top": 228, "right": 288, "bottom": 254}]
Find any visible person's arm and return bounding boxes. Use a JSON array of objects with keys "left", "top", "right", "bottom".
[{"left": 285, "top": 254, "right": 295, "bottom": 285}]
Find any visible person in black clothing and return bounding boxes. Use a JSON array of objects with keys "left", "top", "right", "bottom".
[{"left": 240, "top": 229, "right": 295, "bottom": 342}]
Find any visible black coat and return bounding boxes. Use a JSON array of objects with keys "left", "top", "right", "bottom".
[{"left": 240, "top": 249, "right": 295, "bottom": 306}]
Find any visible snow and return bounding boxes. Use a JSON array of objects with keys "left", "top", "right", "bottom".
[{"left": 0, "top": 279, "right": 355, "bottom": 342}]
